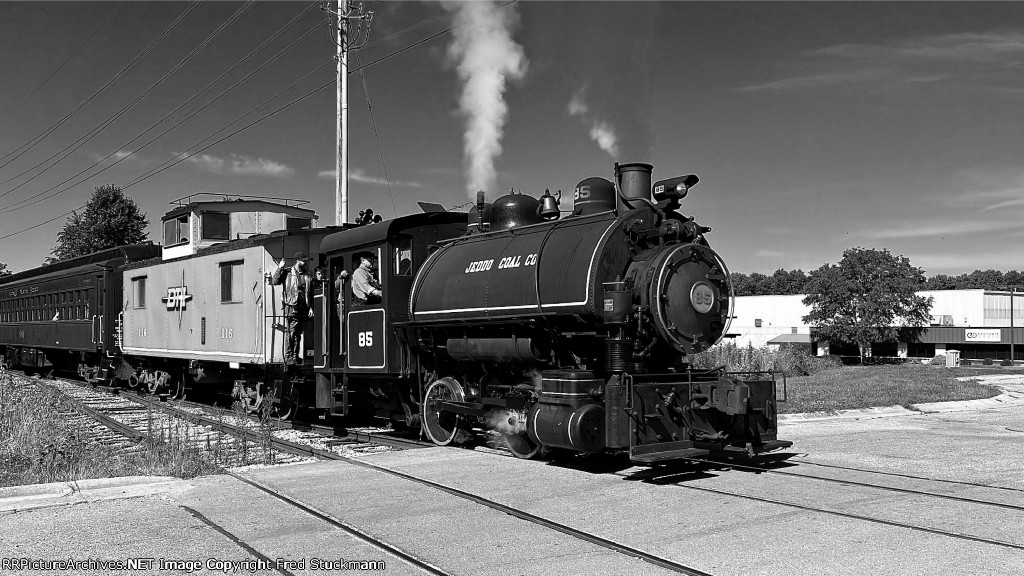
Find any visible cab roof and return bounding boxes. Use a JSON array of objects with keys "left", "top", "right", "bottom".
[{"left": 320, "top": 212, "right": 467, "bottom": 254}]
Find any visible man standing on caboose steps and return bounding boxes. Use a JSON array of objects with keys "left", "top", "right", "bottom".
[{"left": 269, "top": 251, "right": 314, "bottom": 365}]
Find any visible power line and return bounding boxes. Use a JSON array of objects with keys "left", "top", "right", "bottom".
[
  {"left": 358, "top": 64, "right": 398, "bottom": 218},
  {"left": 0, "top": 208, "right": 79, "bottom": 241},
  {"left": 0, "top": 1, "right": 127, "bottom": 123},
  {"left": 0, "top": 2, "right": 321, "bottom": 214},
  {"left": 0, "top": 1, "right": 255, "bottom": 200},
  {"left": 0, "top": 1, "right": 203, "bottom": 171},
  {"left": 0, "top": 2, "right": 508, "bottom": 240},
  {"left": 124, "top": 62, "right": 336, "bottom": 189}
]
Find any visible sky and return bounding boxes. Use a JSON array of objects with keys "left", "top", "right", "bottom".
[{"left": 1, "top": 1, "right": 1024, "bottom": 277}]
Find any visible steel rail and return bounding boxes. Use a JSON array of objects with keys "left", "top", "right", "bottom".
[
  {"left": 241, "top": 448, "right": 715, "bottom": 576},
  {"left": 124, "top": 391, "right": 432, "bottom": 456},
  {"left": 15, "top": 377, "right": 443, "bottom": 576},
  {"left": 684, "top": 457, "right": 1024, "bottom": 512},
  {"left": 226, "top": 472, "right": 454, "bottom": 576},
  {"left": 791, "top": 458, "right": 1024, "bottom": 494},
  {"left": 627, "top": 470, "right": 1024, "bottom": 552},
  {"left": 24, "top": 379, "right": 146, "bottom": 443}
]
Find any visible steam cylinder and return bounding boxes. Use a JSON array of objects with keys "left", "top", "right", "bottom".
[{"left": 526, "top": 371, "right": 606, "bottom": 453}]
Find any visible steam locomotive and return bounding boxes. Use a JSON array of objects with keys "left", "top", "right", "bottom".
[{"left": 0, "top": 162, "right": 790, "bottom": 464}]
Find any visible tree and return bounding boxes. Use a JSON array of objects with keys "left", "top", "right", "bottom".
[
  {"left": 802, "top": 247, "right": 933, "bottom": 360},
  {"left": 52, "top": 185, "right": 148, "bottom": 261},
  {"left": 0, "top": 261, "right": 11, "bottom": 277}
]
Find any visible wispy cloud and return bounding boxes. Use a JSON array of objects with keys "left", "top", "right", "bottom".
[
  {"left": 185, "top": 153, "right": 293, "bottom": 177},
  {"left": 859, "top": 220, "right": 1020, "bottom": 240},
  {"left": 91, "top": 149, "right": 138, "bottom": 163},
  {"left": 914, "top": 249, "right": 1024, "bottom": 274},
  {"left": 947, "top": 168, "right": 1024, "bottom": 211},
  {"left": 738, "top": 31, "right": 1024, "bottom": 92},
  {"left": 318, "top": 168, "right": 422, "bottom": 188},
  {"left": 738, "top": 71, "right": 884, "bottom": 92}
]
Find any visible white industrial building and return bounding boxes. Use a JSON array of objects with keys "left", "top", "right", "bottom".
[{"left": 729, "top": 290, "right": 1024, "bottom": 362}]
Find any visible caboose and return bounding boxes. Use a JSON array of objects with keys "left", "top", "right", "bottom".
[{"left": 117, "top": 195, "right": 342, "bottom": 410}]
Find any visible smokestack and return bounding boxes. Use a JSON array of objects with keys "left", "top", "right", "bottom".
[{"left": 615, "top": 162, "right": 653, "bottom": 212}]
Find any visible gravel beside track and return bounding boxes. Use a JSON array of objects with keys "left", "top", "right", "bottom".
[{"left": 24, "top": 375, "right": 311, "bottom": 467}]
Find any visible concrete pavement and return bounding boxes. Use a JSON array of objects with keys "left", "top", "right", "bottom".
[{"left": 2, "top": 375, "right": 1022, "bottom": 575}]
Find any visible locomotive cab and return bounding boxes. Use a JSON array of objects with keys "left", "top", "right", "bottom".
[{"left": 317, "top": 213, "right": 467, "bottom": 422}]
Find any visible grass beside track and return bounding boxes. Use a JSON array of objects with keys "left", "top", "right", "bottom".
[
  {"left": 0, "top": 372, "right": 223, "bottom": 488},
  {"left": 779, "top": 365, "right": 1003, "bottom": 414}
]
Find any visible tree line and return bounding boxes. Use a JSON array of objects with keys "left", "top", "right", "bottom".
[{"left": 731, "top": 268, "right": 1024, "bottom": 296}]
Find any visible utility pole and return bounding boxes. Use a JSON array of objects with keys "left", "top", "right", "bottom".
[
  {"left": 336, "top": 0, "right": 348, "bottom": 226},
  {"left": 1011, "top": 287, "right": 1016, "bottom": 365}
]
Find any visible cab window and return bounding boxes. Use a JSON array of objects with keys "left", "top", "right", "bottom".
[{"left": 394, "top": 236, "right": 413, "bottom": 276}]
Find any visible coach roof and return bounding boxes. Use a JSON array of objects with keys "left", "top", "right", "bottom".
[{"left": 0, "top": 244, "right": 161, "bottom": 285}]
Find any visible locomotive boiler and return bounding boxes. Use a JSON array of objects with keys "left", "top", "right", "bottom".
[{"left": 406, "top": 162, "right": 790, "bottom": 463}]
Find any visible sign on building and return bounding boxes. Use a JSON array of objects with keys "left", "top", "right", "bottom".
[{"left": 965, "top": 329, "right": 1001, "bottom": 342}]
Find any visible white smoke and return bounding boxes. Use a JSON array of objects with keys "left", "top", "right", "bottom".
[
  {"left": 568, "top": 87, "right": 620, "bottom": 158},
  {"left": 442, "top": 0, "right": 527, "bottom": 196}
]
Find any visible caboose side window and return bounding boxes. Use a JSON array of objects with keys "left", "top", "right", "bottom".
[
  {"left": 286, "top": 217, "right": 312, "bottom": 230},
  {"left": 220, "top": 261, "right": 243, "bottom": 303},
  {"left": 202, "top": 212, "right": 230, "bottom": 240},
  {"left": 163, "top": 215, "right": 190, "bottom": 246},
  {"left": 132, "top": 277, "right": 147, "bottom": 308}
]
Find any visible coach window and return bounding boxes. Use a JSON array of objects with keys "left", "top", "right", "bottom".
[
  {"left": 163, "top": 215, "right": 190, "bottom": 246},
  {"left": 220, "top": 261, "right": 243, "bottom": 303},
  {"left": 132, "top": 277, "right": 147, "bottom": 309},
  {"left": 202, "top": 212, "right": 231, "bottom": 240},
  {"left": 394, "top": 236, "right": 413, "bottom": 276}
]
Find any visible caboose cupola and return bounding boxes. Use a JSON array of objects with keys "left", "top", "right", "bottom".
[{"left": 160, "top": 194, "right": 317, "bottom": 261}]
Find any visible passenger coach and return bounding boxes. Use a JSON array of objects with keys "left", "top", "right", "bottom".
[{"left": 0, "top": 244, "right": 161, "bottom": 376}]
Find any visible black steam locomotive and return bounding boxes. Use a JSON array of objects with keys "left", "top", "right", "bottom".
[{"left": 0, "top": 162, "right": 790, "bottom": 464}]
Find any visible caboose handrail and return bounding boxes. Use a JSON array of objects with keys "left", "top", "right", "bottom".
[{"left": 169, "top": 193, "right": 310, "bottom": 208}]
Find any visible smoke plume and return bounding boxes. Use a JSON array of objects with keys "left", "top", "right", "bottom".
[
  {"left": 442, "top": 0, "right": 527, "bottom": 196},
  {"left": 568, "top": 87, "right": 619, "bottom": 158},
  {"left": 565, "top": 5, "right": 657, "bottom": 161}
]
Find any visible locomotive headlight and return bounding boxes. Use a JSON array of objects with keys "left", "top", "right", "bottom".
[{"left": 652, "top": 174, "right": 699, "bottom": 202}]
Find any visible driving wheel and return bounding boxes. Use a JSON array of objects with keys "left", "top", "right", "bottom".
[{"left": 422, "top": 377, "right": 471, "bottom": 446}]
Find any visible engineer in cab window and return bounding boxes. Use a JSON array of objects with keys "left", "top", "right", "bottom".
[{"left": 351, "top": 255, "right": 382, "bottom": 305}]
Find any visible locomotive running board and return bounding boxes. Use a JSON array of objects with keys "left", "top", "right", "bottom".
[
  {"left": 630, "top": 447, "right": 711, "bottom": 465},
  {"left": 629, "top": 439, "right": 794, "bottom": 465}
]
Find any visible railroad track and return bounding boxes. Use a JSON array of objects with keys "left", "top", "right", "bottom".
[
  {"left": 619, "top": 460, "right": 1024, "bottom": 552},
  {"left": 15, "top": 371, "right": 433, "bottom": 464},
  {"left": 15, "top": 374, "right": 331, "bottom": 467},
  {"left": 25, "top": 373, "right": 717, "bottom": 575},
  {"left": 682, "top": 455, "right": 1024, "bottom": 513},
  {"left": 789, "top": 457, "right": 1024, "bottom": 495}
]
